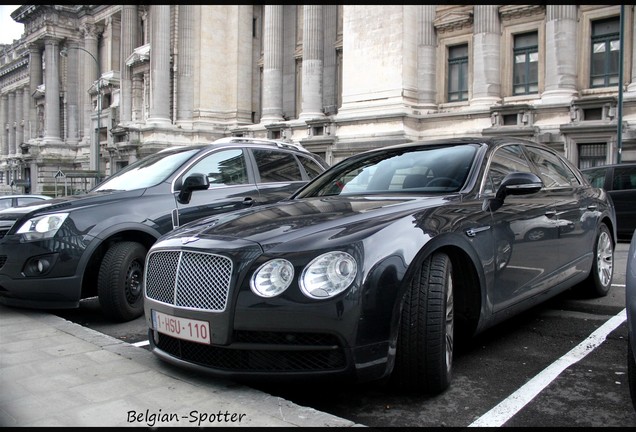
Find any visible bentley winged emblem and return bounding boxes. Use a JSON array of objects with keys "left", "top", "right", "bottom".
[{"left": 181, "top": 236, "right": 199, "bottom": 245}]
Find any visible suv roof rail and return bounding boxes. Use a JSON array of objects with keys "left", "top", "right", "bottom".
[{"left": 213, "top": 136, "right": 308, "bottom": 153}]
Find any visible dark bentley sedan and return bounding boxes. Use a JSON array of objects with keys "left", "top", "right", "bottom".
[{"left": 144, "top": 136, "right": 616, "bottom": 394}]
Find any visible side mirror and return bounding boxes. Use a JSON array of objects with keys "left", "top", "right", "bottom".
[
  {"left": 177, "top": 173, "right": 210, "bottom": 204},
  {"left": 485, "top": 172, "right": 543, "bottom": 212}
]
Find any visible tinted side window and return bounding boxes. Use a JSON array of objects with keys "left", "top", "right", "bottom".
[
  {"left": 483, "top": 145, "right": 532, "bottom": 194},
  {"left": 298, "top": 155, "right": 324, "bottom": 180},
  {"left": 253, "top": 149, "right": 303, "bottom": 182},
  {"left": 613, "top": 166, "right": 636, "bottom": 190},
  {"left": 583, "top": 168, "right": 607, "bottom": 188},
  {"left": 17, "top": 197, "right": 43, "bottom": 206},
  {"left": 524, "top": 146, "right": 580, "bottom": 188},
  {"left": 183, "top": 149, "right": 248, "bottom": 186},
  {"left": 0, "top": 198, "right": 12, "bottom": 209}
]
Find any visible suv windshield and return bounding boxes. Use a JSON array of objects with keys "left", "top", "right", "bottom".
[{"left": 93, "top": 148, "right": 200, "bottom": 192}]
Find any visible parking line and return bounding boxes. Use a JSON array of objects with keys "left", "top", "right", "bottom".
[
  {"left": 468, "top": 308, "right": 627, "bottom": 427},
  {"left": 132, "top": 340, "right": 149, "bottom": 347}
]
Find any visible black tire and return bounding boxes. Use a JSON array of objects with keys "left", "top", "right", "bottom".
[
  {"left": 98, "top": 241, "right": 147, "bottom": 322},
  {"left": 582, "top": 223, "right": 613, "bottom": 297},
  {"left": 393, "top": 252, "right": 454, "bottom": 394},
  {"left": 629, "top": 339, "right": 636, "bottom": 412}
]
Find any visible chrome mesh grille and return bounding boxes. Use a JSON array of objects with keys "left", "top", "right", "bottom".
[{"left": 145, "top": 250, "right": 232, "bottom": 311}]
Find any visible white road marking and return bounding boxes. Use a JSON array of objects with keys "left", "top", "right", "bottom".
[
  {"left": 132, "top": 340, "right": 149, "bottom": 347},
  {"left": 468, "top": 308, "right": 627, "bottom": 427}
]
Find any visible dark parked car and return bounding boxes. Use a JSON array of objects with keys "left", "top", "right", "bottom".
[
  {"left": 143, "top": 136, "right": 616, "bottom": 394},
  {"left": 581, "top": 163, "right": 636, "bottom": 241},
  {"left": 0, "top": 137, "right": 328, "bottom": 322},
  {"left": 627, "top": 229, "right": 636, "bottom": 411},
  {"left": 0, "top": 194, "right": 51, "bottom": 210}
]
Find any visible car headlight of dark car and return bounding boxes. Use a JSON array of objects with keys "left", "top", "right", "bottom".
[
  {"left": 249, "top": 251, "right": 358, "bottom": 300},
  {"left": 15, "top": 213, "right": 69, "bottom": 241},
  {"left": 250, "top": 258, "right": 295, "bottom": 298}
]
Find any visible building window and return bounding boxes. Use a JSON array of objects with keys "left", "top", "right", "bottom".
[
  {"left": 513, "top": 32, "right": 538, "bottom": 95},
  {"left": 590, "top": 17, "right": 620, "bottom": 88},
  {"left": 448, "top": 44, "right": 468, "bottom": 102},
  {"left": 578, "top": 143, "right": 607, "bottom": 169}
]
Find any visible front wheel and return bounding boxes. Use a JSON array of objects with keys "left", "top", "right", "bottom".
[
  {"left": 393, "top": 252, "right": 454, "bottom": 394},
  {"left": 98, "top": 241, "right": 147, "bottom": 322},
  {"left": 582, "top": 223, "right": 613, "bottom": 297}
]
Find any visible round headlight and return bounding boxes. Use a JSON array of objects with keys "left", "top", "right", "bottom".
[
  {"left": 250, "top": 259, "right": 294, "bottom": 298},
  {"left": 300, "top": 251, "right": 357, "bottom": 299}
]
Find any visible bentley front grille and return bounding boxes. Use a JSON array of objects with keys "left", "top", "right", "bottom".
[{"left": 145, "top": 250, "right": 232, "bottom": 311}]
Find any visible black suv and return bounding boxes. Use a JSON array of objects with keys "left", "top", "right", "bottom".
[
  {"left": 582, "top": 163, "right": 636, "bottom": 241},
  {"left": 0, "top": 137, "right": 328, "bottom": 321}
]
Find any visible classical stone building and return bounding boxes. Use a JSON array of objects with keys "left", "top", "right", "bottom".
[{"left": 1, "top": 5, "right": 635, "bottom": 195}]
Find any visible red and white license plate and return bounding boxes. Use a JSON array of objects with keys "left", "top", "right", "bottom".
[{"left": 152, "top": 310, "right": 211, "bottom": 344}]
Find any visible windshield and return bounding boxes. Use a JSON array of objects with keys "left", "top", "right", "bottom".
[
  {"left": 93, "top": 148, "right": 200, "bottom": 192},
  {"left": 296, "top": 143, "right": 479, "bottom": 198}
]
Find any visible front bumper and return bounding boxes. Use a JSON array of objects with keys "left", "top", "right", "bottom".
[
  {"left": 0, "top": 238, "right": 85, "bottom": 309},
  {"left": 145, "top": 298, "right": 393, "bottom": 384}
]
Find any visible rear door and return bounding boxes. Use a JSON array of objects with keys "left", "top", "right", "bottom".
[
  {"left": 249, "top": 148, "right": 316, "bottom": 203},
  {"left": 523, "top": 145, "right": 594, "bottom": 280}
]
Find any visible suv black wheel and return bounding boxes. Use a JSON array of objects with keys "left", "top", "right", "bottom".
[
  {"left": 98, "top": 241, "right": 147, "bottom": 322},
  {"left": 393, "top": 252, "right": 454, "bottom": 394}
]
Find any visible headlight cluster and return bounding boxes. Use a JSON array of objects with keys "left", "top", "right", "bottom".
[
  {"left": 16, "top": 213, "right": 69, "bottom": 241},
  {"left": 250, "top": 251, "right": 357, "bottom": 300}
]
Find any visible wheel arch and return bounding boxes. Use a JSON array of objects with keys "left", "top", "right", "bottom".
[
  {"left": 80, "top": 226, "right": 160, "bottom": 299},
  {"left": 390, "top": 235, "right": 486, "bottom": 352}
]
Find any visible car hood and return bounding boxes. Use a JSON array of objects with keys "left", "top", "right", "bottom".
[
  {"left": 161, "top": 195, "right": 449, "bottom": 249},
  {"left": 0, "top": 189, "right": 146, "bottom": 217}
]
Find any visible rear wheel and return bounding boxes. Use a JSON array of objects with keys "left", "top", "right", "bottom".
[
  {"left": 582, "top": 224, "right": 613, "bottom": 297},
  {"left": 393, "top": 252, "right": 454, "bottom": 394},
  {"left": 98, "top": 241, "right": 147, "bottom": 322}
]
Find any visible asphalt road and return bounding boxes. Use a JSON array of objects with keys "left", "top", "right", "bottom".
[{"left": 53, "top": 241, "right": 636, "bottom": 427}]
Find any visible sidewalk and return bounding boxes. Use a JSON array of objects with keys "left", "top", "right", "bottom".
[{"left": 0, "top": 305, "right": 362, "bottom": 427}]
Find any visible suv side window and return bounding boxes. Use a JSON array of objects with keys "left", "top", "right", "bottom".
[
  {"left": 524, "top": 146, "right": 580, "bottom": 188},
  {"left": 613, "top": 166, "right": 636, "bottom": 191},
  {"left": 183, "top": 149, "right": 248, "bottom": 187},
  {"left": 253, "top": 149, "right": 303, "bottom": 182},
  {"left": 298, "top": 155, "right": 325, "bottom": 180}
]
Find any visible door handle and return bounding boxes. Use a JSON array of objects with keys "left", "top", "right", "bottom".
[
  {"left": 544, "top": 210, "right": 557, "bottom": 218},
  {"left": 242, "top": 197, "right": 255, "bottom": 206}
]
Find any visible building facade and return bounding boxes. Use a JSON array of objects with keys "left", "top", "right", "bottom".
[{"left": 0, "top": 5, "right": 635, "bottom": 195}]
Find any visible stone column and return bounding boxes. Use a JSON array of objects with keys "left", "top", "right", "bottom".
[
  {"left": 15, "top": 89, "right": 23, "bottom": 150},
  {"left": 1, "top": 95, "right": 7, "bottom": 156},
  {"left": 418, "top": 5, "right": 437, "bottom": 108},
  {"left": 261, "top": 5, "right": 284, "bottom": 122},
  {"left": 299, "top": 5, "right": 325, "bottom": 120},
  {"left": 627, "top": 6, "right": 636, "bottom": 94},
  {"left": 176, "top": 4, "right": 194, "bottom": 126},
  {"left": 65, "top": 41, "right": 80, "bottom": 145},
  {"left": 27, "top": 44, "right": 42, "bottom": 143},
  {"left": 43, "top": 37, "right": 62, "bottom": 143},
  {"left": 120, "top": 5, "right": 138, "bottom": 123},
  {"left": 543, "top": 5, "right": 578, "bottom": 103},
  {"left": 8, "top": 92, "right": 15, "bottom": 155},
  {"left": 23, "top": 86, "right": 30, "bottom": 142},
  {"left": 131, "top": 74, "right": 143, "bottom": 122},
  {"left": 472, "top": 5, "right": 501, "bottom": 105},
  {"left": 82, "top": 24, "right": 100, "bottom": 143},
  {"left": 148, "top": 5, "right": 171, "bottom": 126}
]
